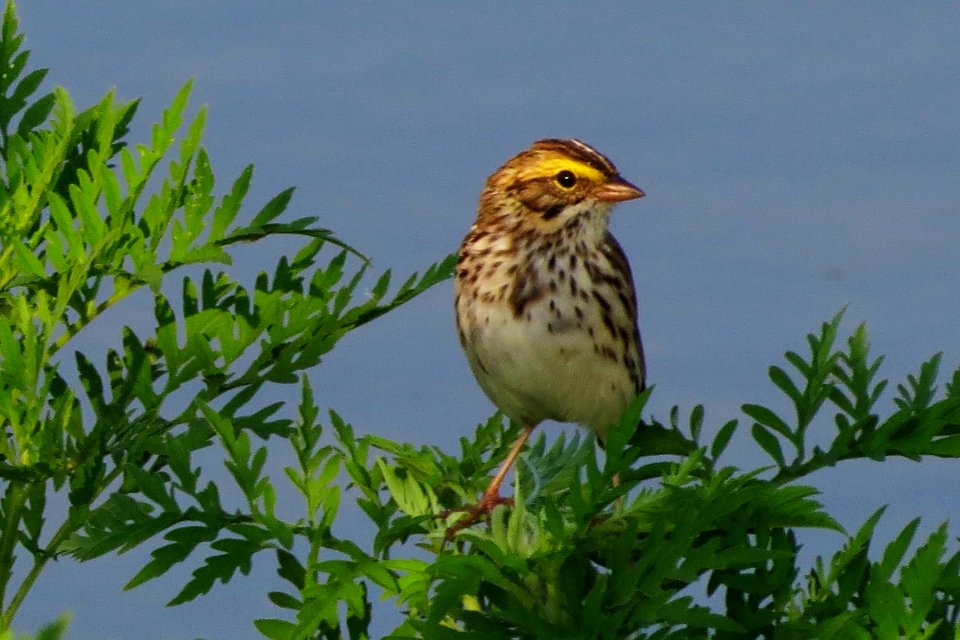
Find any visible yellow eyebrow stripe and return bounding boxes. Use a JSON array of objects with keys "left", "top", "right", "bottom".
[{"left": 531, "top": 158, "right": 608, "bottom": 183}]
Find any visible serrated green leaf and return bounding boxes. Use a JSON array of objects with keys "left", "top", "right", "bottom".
[
  {"left": 248, "top": 187, "right": 295, "bottom": 228},
  {"left": 743, "top": 403, "right": 793, "bottom": 439},
  {"left": 11, "top": 66, "right": 45, "bottom": 102},
  {"left": 168, "top": 539, "right": 258, "bottom": 605},
  {"left": 267, "top": 590, "right": 302, "bottom": 611},
  {"left": 769, "top": 364, "right": 801, "bottom": 403},
  {"left": 751, "top": 424, "right": 786, "bottom": 467},
  {"left": 377, "top": 458, "right": 432, "bottom": 516},
  {"left": 17, "top": 91, "right": 55, "bottom": 136},
  {"left": 125, "top": 538, "right": 196, "bottom": 590},
  {"left": 11, "top": 236, "right": 44, "bottom": 277},
  {"left": 209, "top": 164, "right": 251, "bottom": 240},
  {"left": 711, "top": 419, "right": 738, "bottom": 459},
  {"left": 876, "top": 518, "right": 920, "bottom": 582},
  {"left": 254, "top": 617, "right": 296, "bottom": 639}
]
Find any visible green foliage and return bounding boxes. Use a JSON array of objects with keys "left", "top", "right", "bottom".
[
  {"left": 2, "top": 2, "right": 960, "bottom": 639},
  {"left": 0, "top": 1, "right": 452, "bottom": 634},
  {"left": 327, "top": 312, "right": 957, "bottom": 639},
  {"left": 744, "top": 313, "right": 960, "bottom": 481}
]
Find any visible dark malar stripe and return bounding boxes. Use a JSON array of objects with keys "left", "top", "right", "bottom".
[{"left": 541, "top": 204, "right": 564, "bottom": 220}]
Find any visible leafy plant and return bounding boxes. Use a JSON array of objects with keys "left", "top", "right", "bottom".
[
  {"left": 0, "top": 2, "right": 451, "bottom": 635},
  {"left": 332, "top": 312, "right": 959, "bottom": 639},
  {"left": 2, "top": 2, "right": 959, "bottom": 638}
]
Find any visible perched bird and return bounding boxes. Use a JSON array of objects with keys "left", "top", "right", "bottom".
[{"left": 454, "top": 138, "right": 646, "bottom": 528}]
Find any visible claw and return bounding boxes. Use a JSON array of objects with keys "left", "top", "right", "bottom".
[
  {"left": 442, "top": 491, "right": 515, "bottom": 538},
  {"left": 439, "top": 424, "right": 536, "bottom": 539}
]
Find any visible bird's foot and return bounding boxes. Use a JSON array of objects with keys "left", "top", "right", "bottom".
[{"left": 441, "top": 490, "right": 514, "bottom": 539}]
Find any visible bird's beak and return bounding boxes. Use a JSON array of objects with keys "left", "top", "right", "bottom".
[{"left": 592, "top": 176, "right": 645, "bottom": 203}]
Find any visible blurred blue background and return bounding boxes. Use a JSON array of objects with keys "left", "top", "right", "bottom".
[{"left": 15, "top": 3, "right": 960, "bottom": 638}]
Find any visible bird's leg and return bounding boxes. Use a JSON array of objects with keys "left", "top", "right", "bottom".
[
  {"left": 480, "top": 423, "right": 535, "bottom": 504},
  {"left": 444, "top": 424, "right": 535, "bottom": 537}
]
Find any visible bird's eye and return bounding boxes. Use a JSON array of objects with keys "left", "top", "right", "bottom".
[{"left": 554, "top": 170, "right": 577, "bottom": 189}]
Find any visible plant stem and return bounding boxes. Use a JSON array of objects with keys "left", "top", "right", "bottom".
[
  {"left": 0, "top": 483, "right": 29, "bottom": 630},
  {"left": 0, "top": 458, "right": 126, "bottom": 629},
  {"left": 0, "top": 513, "right": 75, "bottom": 630}
]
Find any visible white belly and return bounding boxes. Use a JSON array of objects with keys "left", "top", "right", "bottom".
[{"left": 460, "top": 297, "right": 635, "bottom": 439}]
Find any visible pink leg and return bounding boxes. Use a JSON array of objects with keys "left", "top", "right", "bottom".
[{"left": 445, "top": 424, "right": 536, "bottom": 537}]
